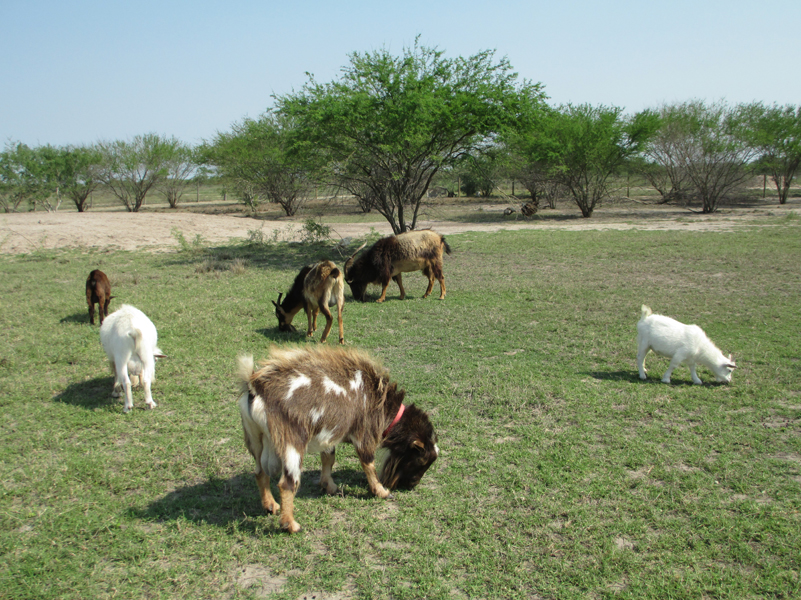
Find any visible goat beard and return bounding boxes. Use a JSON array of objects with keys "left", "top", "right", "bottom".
[{"left": 377, "top": 447, "right": 403, "bottom": 490}]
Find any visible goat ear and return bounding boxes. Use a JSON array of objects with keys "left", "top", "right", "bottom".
[{"left": 412, "top": 439, "right": 425, "bottom": 451}]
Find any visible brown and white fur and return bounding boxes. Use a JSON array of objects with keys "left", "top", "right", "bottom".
[
  {"left": 273, "top": 261, "right": 345, "bottom": 344},
  {"left": 86, "top": 269, "right": 113, "bottom": 325},
  {"left": 237, "top": 346, "right": 439, "bottom": 533},
  {"left": 344, "top": 230, "right": 451, "bottom": 302}
]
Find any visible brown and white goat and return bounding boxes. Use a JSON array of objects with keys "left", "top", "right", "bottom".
[
  {"left": 237, "top": 346, "right": 439, "bottom": 533},
  {"left": 86, "top": 269, "right": 113, "bottom": 325},
  {"left": 344, "top": 229, "right": 451, "bottom": 302},
  {"left": 273, "top": 261, "right": 345, "bottom": 344}
]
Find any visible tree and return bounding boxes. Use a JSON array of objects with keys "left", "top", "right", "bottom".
[
  {"left": 158, "top": 143, "right": 199, "bottom": 208},
  {"left": 202, "top": 112, "right": 315, "bottom": 216},
  {"left": 637, "top": 107, "right": 694, "bottom": 203},
  {"left": 645, "top": 101, "right": 757, "bottom": 213},
  {"left": 0, "top": 142, "right": 52, "bottom": 212},
  {"left": 96, "top": 134, "right": 177, "bottom": 212},
  {"left": 741, "top": 103, "right": 801, "bottom": 204},
  {"left": 508, "top": 104, "right": 658, "bottom": 217},
  {"left": 45, "top": 145, "right": 103, "bottom": 212},
  {"left": 278, "top": 40, "right": 546, "bottom": 233}
]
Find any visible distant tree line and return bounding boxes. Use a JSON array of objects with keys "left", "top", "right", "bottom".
[{"left": 3, "top": 42, "right": 800, "bottom": 228}]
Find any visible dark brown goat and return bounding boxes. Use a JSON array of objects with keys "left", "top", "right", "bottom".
[
  {"left": 86, "top": 269, "right": 113, "bottom": 325},
  {"left": 344, "top": 230, "right": 451, "bottom": 302},
  {"left": 273, "top": 261, "right": 345, "bottom": 344},
  {"left": 237, "top": 346, "right": 439, "bottom": 533}
]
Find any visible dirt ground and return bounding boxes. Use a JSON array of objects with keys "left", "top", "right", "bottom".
[{"left": 1, "top": 199, "right": 797, "bottom": 255}]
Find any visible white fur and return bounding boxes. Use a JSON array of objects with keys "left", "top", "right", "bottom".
[
  {"left": 636, "top": 305, "right": 735, "bottom": 384},
  {"left": 99, "top": 304, "right": 165, "bottom": 412},
  {"left": 322, "top": 376, "right": 346, "bottom": 396},
  {"left": 285, "top": 372, "right": 311, "bottom": 400}
]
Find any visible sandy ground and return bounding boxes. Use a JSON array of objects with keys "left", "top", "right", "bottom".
[{"left": 1, "top": 200, "right": 797, "bottom": 254}]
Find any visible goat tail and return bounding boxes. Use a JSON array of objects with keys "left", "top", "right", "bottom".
[
  {"left": 640, "top": 305, "right": 652, "bottom": 320},
  {"left": 329, "top": 267, "right": 341, "bottom": 280},
  {"left": 130, "top": 328, "right": 144, "bottom": 352},
  {"left": 442, "top": 236, "right": 452, "bottom": 255},
  {"left": 236, "top": 354, "right": 255, "bottom": 393}
]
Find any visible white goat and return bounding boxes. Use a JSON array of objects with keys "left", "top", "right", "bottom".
[
  {"left": 636, "top": 305, "right": 735, "bottom": 384},
  {"left": 99, "top": 304, "right": 166, "bottom": 412}
]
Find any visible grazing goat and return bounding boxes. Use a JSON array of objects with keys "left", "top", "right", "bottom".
[
  {"left": 86, "top": 269, "right": 113, "bottom": 325},
  {"left": 237, "top": 346, "right": 439, "bottom": 533},
  {"left": 273, "top": 261, "right": 345, "bottom": 344},
  {"left": 344, "top": 230, "right": 451, "bottom": 302},
  {"left": 636, "top": 305, "right": 735, "bottom": 384},
  {"left": 100, "top": 304, "right": 166, "bottom": 412}
]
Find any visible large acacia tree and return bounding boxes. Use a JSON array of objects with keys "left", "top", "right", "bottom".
[{"left": 278, "top": 41, "right": 546, "bottom": 233}]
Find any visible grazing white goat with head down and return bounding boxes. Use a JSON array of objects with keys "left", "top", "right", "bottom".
[
  {"left": 636, "top": 305, "right": 735, "bottom": 384},
  {"left": 99, "top": 304, "right": 166, "bottom": 412}
]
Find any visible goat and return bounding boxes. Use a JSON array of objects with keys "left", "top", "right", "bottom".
[
  {"left": 99, "top": 304, "right": 166, "bottom": 412},
  {"left": 272, "top": 260, "right": 345, "bottom": 344},
  {"left": 86, "top": 269, "right": 113, "bottom": 325},
  {"left": 237, "top": 346, "right": 439, "bottom": 533},
  {"left": 636, "top": 305, "right": 735, "bottom": 384},
  {"left": 344, "top": 230, "right": 451, "bottom": 302}
]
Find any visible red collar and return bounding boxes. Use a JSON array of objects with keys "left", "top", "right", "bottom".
[{"left": 383, "top": 404, "right": 405, "bottom": 437}]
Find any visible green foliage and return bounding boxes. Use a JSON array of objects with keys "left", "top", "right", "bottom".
[
  {"left": 740, "top": 102, "right": 801, "bottom": 204},
  {"left": 507, "top": 104, "right": 658, "bottom": 217},
  {"left": 170, "top": 227, "right": 207, "bottom": 254},
  {"left": 644, "top": 100, "right": 758, "bottom": 213},
  {"left": 300, "top": 218, "right": 331, "bottom": 243},
  {"left": 96, "top": 134, "right": 183, "bottom": 212},
  {"left": 157, "top": 143, "right": 199, "bottom": 209},
  {"left": 278, "top": 39, "right": 546, "bottom": 232},
  {"left": 201, "top": 112, "right": 315, "bottom": 216}
]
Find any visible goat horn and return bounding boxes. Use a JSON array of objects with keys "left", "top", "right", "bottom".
[{"left": 344, "top": 243, "right": 367, "bottom": 276}]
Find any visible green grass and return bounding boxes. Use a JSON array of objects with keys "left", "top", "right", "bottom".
[{"left": 1, "top": 220, "right": 800, "bottom": 599}]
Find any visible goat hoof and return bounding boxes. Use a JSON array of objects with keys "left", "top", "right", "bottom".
[{"left": 281, "top": 520, "right": 302, "bottom": 534}]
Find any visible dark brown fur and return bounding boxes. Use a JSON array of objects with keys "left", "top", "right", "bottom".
[
  {"left": 344, "top": 230, "right": 451, "bottom": 302},
  {"left": 86, "top": 269, "right": 113, "bottom": 325},
  {"left": 272, "top": 261, "right": 345, "bottom": 344},
  {"left": 237, "top": 346, "right": 438, "bottom": 533}
]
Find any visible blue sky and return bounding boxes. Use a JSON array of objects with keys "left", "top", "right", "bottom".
[{"left": 2, "top": 0, "right": 799, "bottom": 148}]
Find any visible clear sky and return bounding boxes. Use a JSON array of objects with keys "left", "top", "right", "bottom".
[{"left": 2, "top": 0, "right": 799, "bottom": 148}]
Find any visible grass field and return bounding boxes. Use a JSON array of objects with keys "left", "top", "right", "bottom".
[{"left": 1, "top": 216, "right": 800, "bottom": 599}]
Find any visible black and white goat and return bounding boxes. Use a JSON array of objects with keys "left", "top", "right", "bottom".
[{"left": 273, "top": 261, "right": 345, "bottom": 345}]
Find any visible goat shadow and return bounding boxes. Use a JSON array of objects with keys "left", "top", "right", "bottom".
[
  {"left": 586, "top": 370, "right": 721, "bottom": 386},
  {"left": 130, "top": 466, "right": 373, "bottom": 534},
  {"left": 60, "top": 311, "right": 91, "bottom": 325},
  {"left": 256, "top": 327, "right": 332, "bottom": 345},
  {"left": 52, "top": 376, "right": 118, "bottom": 410}
]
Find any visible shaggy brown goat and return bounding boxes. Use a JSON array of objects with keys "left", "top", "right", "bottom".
[
  {"left": 272, "top": 261, "right": 345, "bottom": 344},
  {"left": 86, "top": 269, "right": 113, "bottom": 325},
  {"left": 344, "top": 230, "right": 451, "bottom": 302},
  {"left": 237, "top": 346, "right": 439, "bottom": 533}
]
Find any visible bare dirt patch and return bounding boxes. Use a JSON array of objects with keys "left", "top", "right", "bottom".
[{"left": 1, "top": 199, "right": 797, "bottom": 255}]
